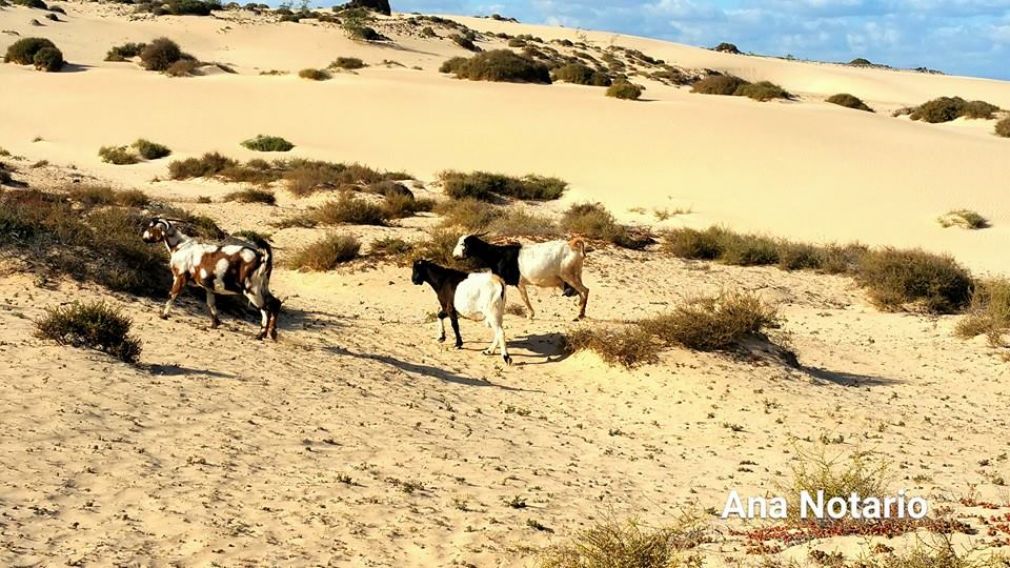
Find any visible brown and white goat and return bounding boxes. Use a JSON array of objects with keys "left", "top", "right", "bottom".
[{"left": 142, "top": 218, "right": 281, "bottom": 340}]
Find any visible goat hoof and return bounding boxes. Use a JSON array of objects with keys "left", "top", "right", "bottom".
[
  {"left": 482, "top": 349, "right": 493, "bottom": 356},
  {"left": 256, "top": 331, "right": 266, "bottom": 341},
  {"left": 211, "top": 320, "right": 221, "bottom": 329},
  {"left": 454, "top": 343, "right": 463, "bottom": 350},
  {"left": 503, "top": 355, "right": 513, "bottom": 366},
  {"left": 159, "top": 314, "right": 169, "bottom": 320},
  {"left": 437, "top": 336, "right": 446, "bottom": 343},
  {"left": 270, "top": 330, "right": 278, "bottom": 341}
]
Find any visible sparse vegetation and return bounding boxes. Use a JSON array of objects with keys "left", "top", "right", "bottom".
[
  {"left": 98, "top": 145, "right": 140, "bottom": 165},
  {"left": 450, "top": 33, "right": 480, "bottom": 52},
  {"left": 166, "top": 59, "right": 201, "bottom": 77},
  {"left": 310, "top": 195, "right": 389, "bottom": 226},
  {"left": 858, "top": 248, "right": 972, "bottom": 314},
  {"left": 827, "top": 93, "right": 874, "bottom": 112},
  {"left": 223, "top": 188, "right": 276, "bottom": 205},
  {"left": 298, "top": 68, "right": 331, "bottom": 80},
  {"left": 35, "top": 301, "right": 142, "bottom": 364},
  {"left": 606, "top": 81, "right": 643, "bottom": 100},
  {"left": 563, "top": 327, "right": 659, "bottom": 368},
  {"left": 551, "top": 62, "right": 611, "bottom": 86},
  {"left": 957, "top": 278, "right": 1010, "bottom": 347},
  {"left": 105, "top": 42, "right": 146, "bottom": 62},
  {"left": 139, "top": 37, "right": 185, "bottom": 72},
  {"left": 287, "top": 233, "right": 361, "bottom": 271},
  {"left": 939, "top": 209, "right": 989, "bottom": 230},
  {"left": 439, "top": 171, "right": 567, "bottom": 201},
  {"left": 66, "top": 186, "right": 150, "bottom": 208},
  {"left": 735, "top": 81, "right": 792, "bottom": 101},
  {"left": 560, "top": 203, "right": 651, "bottom": 249},
  {"left": 537, "top": 514, "right": 706, "bottom": 568},
  {"left": 133, "top": 139, "right": 171, "bottom": 160},
  {"left": 440, "top": 49, "right": 551, "bottom": 84},
  {"left": 330, "top": 56, "right": 366, "bottom": 70},
  {"left": 908, "top": 96, "right": 1001, "bottom": 123},
  {"left": 639, "top": 292, "right": 781, "bottom": 352},
  {"left": 996, "top": 117, "right": 1010, "bottom": 138},
  {"left": 780, "top": 447, "right": 889, "bottom": 521},
  {"left": 691, "top": 74, "right": 749, "bottom": 96},
  {"left": 241, "top": 134, "right": 295, "bottom": 152},
  {"left": 4, "top": 37, "right": 58, "bottom": 69}
]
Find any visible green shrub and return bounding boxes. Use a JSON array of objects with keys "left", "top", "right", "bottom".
[
  {"left": 330, "top": 56, "right": 366, "bottom": 70},
  {"left": 957, "top": 278, "right": 1010, "bottom": 347},
  {"left": 35, "top": 301, "right": 142, "bottom": 363},
  {"left": 223, "top": 188, "right": 276, "bottom": 205},
  {"left": 99, "top": 145, "right": 140, "bottom": 165},
  {"left": 299, "top": 67, "right": 331, "bottom": 80},
  {"left": 691, "top": 74, "right": 748, "bottom": 95},
  {"left": 312, "top": 195, "right": 389, "bottom": 226},
  {"left": 287, "top": 233, "right": 361, "bottom": 271},
  {"left": 105, "top": 42, "right": 146, "bottom": 62},
  {"left": 32, "top": 46, "right": 63, "bottom": 72},
  {"left": 537, "top": 515, "right": 705, "bottom": 568},
  {"left": 168, "top": 152, "right": 237, "bottom": 179},
  {"left": 439, "top": 171, "right": 567, "bottom": 201},
  {"left": 441, "top": 49, "right": 551, "bottom": 84},
  {"left": 718, "top": 232, "right": 780, "bottom": 266},
  {"left": 241, "top": 134, "right": 295, "bottom": 152},
  {"left": 606, "top": 81, "right": 643, "bottom": 100},
  {"left": 996, "top": 117, "right": 1010, "bottom": 138},
  {"left": 560, "top": 203, "right": 643, "bottom": 248},
  {"left": 734, "top": 80, "right": 791, "bottom": 101},
  {"left": 4, "top": 37, "right": 56, "bottom": 65},
  {"left": 551, "top": 63, "right": 611, "bottom": 86},
  {"left": 133, "top": 139, "right": 171, "bottom": 160},
  {"left": 826, "top": 93, "right": 873, "bottom": 112},
  {"left": 450, "top": 33, "right": 479, "bottom": 52},
  {"left": 563, "top": 327, "right": 659, "bottom": 368},
  {"left": 938, "top": 209, "right": 989, "bottom": 230},
  {"left": 140, "top": 37, "right": 183, "bottom": 71},
  {"left": 857, "top": 248, "right": 972, "bottom": 314},
  {"left": 638, "top": 292, "right": 779, "bottom": 352},
  {"left": 661, "top": 227, "right": 728, "bottom": 260},
  {"left": 909, "top": 96, "right": 1001, "bottom": 123}
]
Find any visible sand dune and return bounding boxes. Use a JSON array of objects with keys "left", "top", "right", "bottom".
[{"left": 3, "top": 2, "right": 1010, "bottom": 566}]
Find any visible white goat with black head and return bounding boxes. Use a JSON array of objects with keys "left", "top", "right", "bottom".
[
  {"left": 453, "top": 235, "right": 589, "bottom": 320},
  {"left": 142, "top": 218, "right": 281, "bottom": 340},
  {"left": 411, "top": 259, "right": 511, "bottom": 365}
]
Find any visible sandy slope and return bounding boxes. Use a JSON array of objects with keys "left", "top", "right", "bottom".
[{"left": 3, "top": 3, "right": 1010, "bottom": 566}]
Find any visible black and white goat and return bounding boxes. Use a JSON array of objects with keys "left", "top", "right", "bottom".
[
  {"left": 142, "top": 218, "right": 281, "bottom": 340},
  {"left": 411, "top": 259, "right": 511, "bottom": 365},
  {"left": 453, "top": 235, "right": 589, "bottom": 320}
]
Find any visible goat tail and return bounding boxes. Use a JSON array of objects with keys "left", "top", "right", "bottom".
[
  {"left": 490, "top": 274, "right": 506, "bottom": 301},
  {"left": 569, "top": 237, "right": 587, "bottom": 257},
  {"left": 244, "top": 236, "right": 274, "bottom": 280}
]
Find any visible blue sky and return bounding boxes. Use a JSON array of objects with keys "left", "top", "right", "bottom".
[{"left": 388, "top": 0, "right": 1010, "bottom": 80}]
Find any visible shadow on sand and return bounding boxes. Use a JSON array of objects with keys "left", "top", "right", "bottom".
[{"left": 802, "top": 365, "right": 902, "bottom": 387}]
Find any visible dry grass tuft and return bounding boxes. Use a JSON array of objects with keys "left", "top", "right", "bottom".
[
  {"left": 537, "top": 513, "right": 707, "bottom": 568},
  {"left": 287, "top": 234, "right": 361, "bottom": 271},
  {"left": 35, "top": 301, "right": 143, "bottom": 364},
  {"left": 938, "top": 209, "right": 989, "bottom": 230},
  {"left": 956, "top": 278, "right": 1010, "bottom": 347}
]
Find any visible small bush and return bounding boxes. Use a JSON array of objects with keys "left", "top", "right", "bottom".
[
  {"left": 450, "top": 33, "right": 479, "bottom": 52},
  {"left": 857, "top": 248, "right": 972, "bottom": 314},
  {"left": 712, "top": 42, "right": 740, "bottom": 53},
  {"left": 439, "top": 171, "right": 567, "bottom": 201},
  {"left": 957, "top": 278, "right": 1010, "bottom": 347},
  {"left": 241, "top": 134, "right": 294, "bottom": 152},
  {"left": 691, "top": 74, "right": 748, "bottom": 96},
  {"left": 662, "top": 227, "right": 728, "bottom": 260},
  {"left": 909, "top": 96, "right": 1001, "bottom": 123},
  {"left": 552, "top": 62, "right": 611, "bottom": 86},
  {"left": 718, "top": 232, "right": 780, "bottom": 266},
  {"left": 4, "top": 37, "right": 56, "bottom": 65},
  {"left": 12, "top": 0, "right": 48, "bottom": 8},
  {"left": 105, "top": 42, "right": 146, "bottom": 62},
  {"left": 383, "top": 193, "right": 433, "bottom": 219},
  {"left": 223, "top": 188, "right": 276, "bottom": 205},
  {"left": 284, "top": 160, "right": 408, "bottom": 196},
  {"left": 559, "top": 202, "right": 637, "bottom": 248},
  {"left": 826, "top": 93, "right": 873, "bottom": 112},
  {"left": 779, "top": 448, "right": 889, "bottom": 522},
  {"left": 133, "top": 139, "right": 171, "bottom": 160},
  {"left": 35, "top": 301, "right": 142, "bottom": 363},
  {"left": 312, "top": 195, "right": 389, "bottom": 226},
  {"left": 370, "top": 236, "right": 413, "bottom": 258},
  {"left": 606, "top": 81, "right": 643, "bottom": 100},
  {"left": 32, "top": 46, "right": 64, "bottom": 72},
  {"left": 537, "top": 515, "right": 706, "bottom": 568},
  {"left": 638, "top": 292, "right": 779, "bottom": 352},
  {"left": 330, "top": 56, "right": 365, "bottom": 70},
  {"left": 734, "top": 80, "right": 791, "bottom": 101},
  {"left": 849, "top": 57, "right": 872, "bottom": 65},
  {"left": 442, "top": 50, "right": 551, "bottom": 84},
  {"left": 996, "top": 117, "right": 1010, "bottom": 138},
  {"left": 344, "top": 23, "right": 385, "bottom": 41},
  {"left": 563, "top": 327, "right": 659, "bottom": 368},
  {"left": 140, "top": 37, "right": 183, "bottom": 71},
  {"left": 299, "top": 67, "right": 331, "bottom": 80},
  {"left": 938, "top": 209, "right": 989, "bottom": 230},
  {"left": 168, "top": 152, "right": 237, "bottom": 179},
  {"left": 777, "top": 242, "right": 825, "bottom": 271},
  {"left": 114, "top": 189, "right": 151, "bottom": 207},
  {"left": 166, "top": 59, "right": 200, "bottom": 77},
  {"left": 67, "top": 186, "right": 149, "bottom": 207},
  {"left": 287, "top": 233, "right": 361, "bottom": 271},
  {"left": 99, "top": 145, "right": 140, "bottom": 165}
]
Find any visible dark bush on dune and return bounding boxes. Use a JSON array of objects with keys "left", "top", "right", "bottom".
[
  {"left": 105, "top": 42, "right": 147, "bottom": 62},
  {"left": 826, "top": 93, "right": 873, "bottom": 112},
  {"left": 552, "top": 62, "right": 611, "bottom": 86},
  {"left": 713, "top": 42, "right": 741, "bottom": 54},
  {"left": 169, "top": 152, "right": 237, "bottom": 179},
  {"left": 12, "top": 0, "right": 47, "bottom": 8},
  {"left": 140, "top": 37, "right": 183, "bottom": 71},
  {"left": 166, "top": 59, "right": 201, "bottom": 77},
  {"left": 997, "top": 117, "right": 1010, "bottom": 138},
  {"left": 606, "top": 81, "right": 643, "bottom": 100},
  {"left": 849, "top": 57, "right": 872, "bottom": 66},
  {"left": 298, "top": 67, "right": 331, "bottom": 80},
  {"left": 441, "top": 49, "right": 551, "bottom": 84},
  {"left": 339, "top": 0, "right": 389, "bottom": 15},
  {"left": 450, "top": 33, "right": 480, "bottom": 52},
  {"left": 133, "top": 139, "right": 171, "bottom": 160},
  {"left": 165, "top": 0, "right": 219, "bottom": 16},
  {"left": 440, "top": 171, "right": 566, "bottom": 201},
  {"left": 36, "top": 301, "right": 143, "bottom": 364},
  {"left": 735, "top": 80, "right": 791, "bottom": 101},
  {"left": 691, "top": 74, "right": 748, "bottom": 96},
  {"left": 909, "top": 96, "right": 1001, "bottom": 123},
  {"left": 32, "top": 46, "right": 63, "bottom": 71},
  {"left": 242, "top": 134, "right": 295, "bottom": 152},
  {"left": 858, "top": 248, "right": 972, "bottom": 314},
  {"left": 331, "top": 56, "right": 366, "bottom": 70},
  {"left": 4, "top": 37, "right": 56, "bottom": 65}
]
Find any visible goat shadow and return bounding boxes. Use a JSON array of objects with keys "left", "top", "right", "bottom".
[
  {"left": 324, "top": 345, "right": 537, "bottom": 392},
  {"left": 144, "top": 364, "right": 235, "bottom": 379},
  {"left": 801, "top": 365, "right": 902, "bottom": 387},
  {"left": 508, "top": 332, "right": 572, "bottom": 365}
]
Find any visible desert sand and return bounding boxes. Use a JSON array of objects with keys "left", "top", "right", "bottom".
[{"left": 2, "top": 2, "right": 1010, "bottom": 566}]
